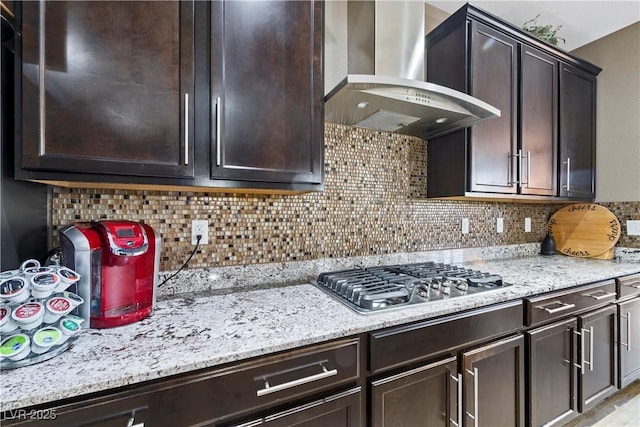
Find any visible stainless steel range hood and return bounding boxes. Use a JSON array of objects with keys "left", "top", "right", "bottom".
[{"left": 324, "top": 0, "right": 500, "bottom": 140}]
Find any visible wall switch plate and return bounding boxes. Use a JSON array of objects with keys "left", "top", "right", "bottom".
[
  {"left": 627, "top": 220, "right": 640, "bottom": 236},
  {"left": 462, "top": 218, "right": 470, "bottom": 234},
  {"left": 497, "top": 217, "right": 504, "bottom": 233},
  {"left": 192, "top": 220, "right": 209, "bottom": 244},
  {"left": 524, "top": 218, "right": 532, "bottom": 233}
]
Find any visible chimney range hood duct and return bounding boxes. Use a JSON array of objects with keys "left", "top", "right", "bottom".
[{"left": 324, "top": 0, "right": 500, "bottom": 140}]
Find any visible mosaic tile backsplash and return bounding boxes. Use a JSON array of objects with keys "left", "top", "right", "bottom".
[{"left": 50, "top": 123, "right": 639, "bottom": 272}]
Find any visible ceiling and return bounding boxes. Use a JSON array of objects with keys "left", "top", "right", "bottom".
[{"left": 425, "top": 0, "right": 640, "bottom": 51}]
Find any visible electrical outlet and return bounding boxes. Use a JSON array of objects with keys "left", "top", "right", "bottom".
[
  {"left": 525, "top": 217, "right": 532, "bottom": 233},
  {"left": 497, "top": 217, "right": 504, "bottom": 233},
  {"left": 462, "top": 218, "right": 470, "bottom": 234},
  {"left": 627, "top": 220, "right": 640, "bottom": 236},
  {"left": 191, "top": 220, "right": 209, "bottom": 244}
]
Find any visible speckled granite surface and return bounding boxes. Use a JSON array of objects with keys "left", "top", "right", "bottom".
[
  {"left": 1, "top": 247, "right": 639, "bottom": 412},
  {"left": 156, "top": 243, "right": 543, "bottom": 295}
]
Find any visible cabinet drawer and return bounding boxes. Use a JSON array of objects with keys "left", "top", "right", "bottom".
[
  {"left": 525, "top": 280, "right": 616, "bottom": 327},
  {"left": 158, "top": 338, "right": 360, "bottom": 425},
  {"left": 369, "top": 301, "right": 523, "bottom": 374},
  {"left": 617, "top": 274, "right": 640, "bottom": 300}
]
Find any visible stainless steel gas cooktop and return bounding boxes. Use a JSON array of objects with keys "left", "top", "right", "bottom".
[{"left": 313, "top": 262, "right": 511, "bottom": 314}]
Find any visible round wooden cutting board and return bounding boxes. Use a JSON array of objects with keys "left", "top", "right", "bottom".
[{"left": 548, "top": 203, "right": 621, "bottom": 259}]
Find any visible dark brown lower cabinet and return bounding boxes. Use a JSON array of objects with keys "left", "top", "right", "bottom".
[
  {"left": 370, "top": 335, "right": 525, "bottom": 427},
  {"left": 461, "top": 334, "right": 525, "bottom": 427},
  {"left": 526, "top": 304, "right": 617, "bottom": 426},
  {"left": 526, "top": 318, "right": 578, "bottom": 426},
  {"left": 578, "top": 305, "right": 617, "bottom": 411},
  {"left": 618, "top": 297, "right": 640, "bottom": 388},
  {"left": 371, "top": 356, "right": 457, "bottom": 427}
]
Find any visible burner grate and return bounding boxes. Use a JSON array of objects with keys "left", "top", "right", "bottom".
[{"left": 315, "top": 262, "right": 509, "bottom": 314}]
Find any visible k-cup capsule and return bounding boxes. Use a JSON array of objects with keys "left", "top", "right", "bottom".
[
  {"left": 11, "top": 301, "right": 44, "bottom": 331},
  {"left": 60, "top": 291, "right": 84, "bottom": 308},
  {"left": 30, "top": 272, "right": 61, "bottom": 299},
  {"left": 32, "top": 326, "right": 62, "bottom": 354},
  {"left": 43, "top": 296, "right": 74, "bottom": 324},
  {"left": 0, "top": 305, "right": 18, "bottom": 333},
  {"left": 54, "top": 267, "right": 81, "bottom": 292},
  {"left": 0, "top": 277, "right": 30, "bottom": 304},
  {"left": 58, "top": 315, "right": 84, "bottom": 344},
  {"left": 0, "top": 333, "right": 31, "bottom": 361}
]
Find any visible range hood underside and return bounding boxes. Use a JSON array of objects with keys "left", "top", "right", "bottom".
[{"left": 324, "top": 74, "right": 501, "bottom": 140}]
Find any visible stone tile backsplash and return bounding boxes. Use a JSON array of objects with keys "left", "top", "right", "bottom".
[{"left": 50, "top": 123, "right": 639, "bottom": 272}]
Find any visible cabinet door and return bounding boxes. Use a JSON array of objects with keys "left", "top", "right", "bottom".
[
  {"left": 526, "top": 318, "right": 578, "bottom": 427},
  {"left": 520, "top": 46, "right": 557, "bottom": 196},
  {"left": 370, "top": 356, "right": 457, "bottom": 427},
  {"left": 468, "top": 21, "right": 518, "bottom": 194},
  {"left": 20, "top": 1, "right": 195, "bottom": 178},
  {"left": 618, "top": 297, "right": 640, "bottom": 388},
  {"left": 461, "top": 334, "right": 524, "bottom": 427},
  {"left": 210, "top": 0, "right": 323, "bottom": 186},
  {"left": 559, "top": 64, "right": 596, "bottom": 199},
  {"left": 578, "top": 305, "right": 617, "bottom": 412}
]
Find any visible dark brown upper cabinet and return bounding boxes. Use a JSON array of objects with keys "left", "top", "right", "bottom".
[
  {"left": 559, "top": 64, "right": 597, "bottom": 200},
  {"left": 425, "top": 4, "right": 600, "bottom": 202},
  {"left": 18, "top": 1, "right": 195, "bottom": 179},
  {"left": 210, "top": 0, "right": 323, "bottom": 187},
  {"left": 15, "top": 1, "right": 324, "bottom": 193}
]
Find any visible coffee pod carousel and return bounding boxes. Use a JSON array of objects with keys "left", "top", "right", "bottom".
[{"left": 0, "top": 259, "right": 85, "bottom": 369}]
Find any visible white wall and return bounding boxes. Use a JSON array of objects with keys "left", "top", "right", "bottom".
[{"left": 572, "top": 22, "right": 640, "bottom": 202}]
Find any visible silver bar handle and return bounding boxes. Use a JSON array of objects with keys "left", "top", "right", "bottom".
[
  {"left": 465, "top": 367, "right": 479, "bottom": 427},
  {"left": 184, "top": 93, "right": 189, "bottom": 165},
  {"left": 256, "top": 364, "right": 337, "bottom": 397},
  {"left": 537, "top": 301, "right": 576, "bottom": 314},
  {"left": 524, "top": 151, "right": 531, "bottom": 187},
  {"left": 621, "top": 312, "right": 632, "bottom": 351},
  {"left": 449, "top": 373, "right": 462, "bottom": 427},
  {"left": 585, "top": 326, "right": 594, "bottom": 371},
  {"left": 563, "top": 157, "right": 571, "bottom": 190},
  {"left": 583, "top": 290, "right": 617, "bottom": 300},
  {"left": 510, "top": 151, "right": 520, "bottom": 185},
  {"left": 574, "top": 329, "right": 585, "bottom": 374},
  {"left": 216, "top": 96, "right": 222, "bottom": 166},
  {"left": 127, "top": 415, "right": 144, "bottom": 427}
]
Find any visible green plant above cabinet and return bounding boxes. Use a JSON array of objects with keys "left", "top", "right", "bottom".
[
  {"left": 425, "top": 4, "right": 601, "bottom": 202},
  {"left": 15, "top": 0, "right": 324, "bottom": 194}
]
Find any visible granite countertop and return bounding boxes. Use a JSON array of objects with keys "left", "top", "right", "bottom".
[{"left": 1, "top": 251, "right": 639, "bottom": 412}]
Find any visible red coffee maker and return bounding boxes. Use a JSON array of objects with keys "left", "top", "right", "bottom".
[{"left": 59, "top": 220, "right": 160, "bottom": 328}]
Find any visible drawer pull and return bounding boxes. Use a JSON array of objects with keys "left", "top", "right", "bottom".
[
  {"left": 256, "top": 364, "right": 337, "bottom": 397},
  {"left": 624, "top": 283, "right": 640, "bottom": 289},
  {"left": 127, "top": 416, "right": 144, "bottom": 427},
  {"left": 584, "top": 290, "right": 616, "bottom": 300},
  {"left": 621, "top": 312, "right": 632, "bottom": 351},
  {"left": 537, "top": 300, "right": 576, "bottom": 314}
]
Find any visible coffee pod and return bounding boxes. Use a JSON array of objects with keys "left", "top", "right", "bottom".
[
  {"left": 30, "top": 272, "right": 61, "bottom": 299},
  {"left": 43, "top": 296, "right": 74, "bottom": 324},
  {"left": 11, "top": 301, "right": 44, "bottom": 331},
  {"left": 0, "top": 277, "right": 30, "bottom": 304},
  {"left": 54, "top": 267, "right": 81, "bottom": 292},
  {"left": 0, "top": 333, "right": 31, "bottom": 361},
  {"left": 58, "top": 315, "right": 84, "bottom": 344},
  {"left": 32, "top": 327, "right": 62, "bottom": 354},
  {"left": 0, "top": 305, "right": 18, "bottom": 333}
]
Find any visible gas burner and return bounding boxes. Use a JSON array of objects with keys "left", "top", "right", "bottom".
[{"left": 314, "top": 262, "right": 510, "bottom": 314}]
